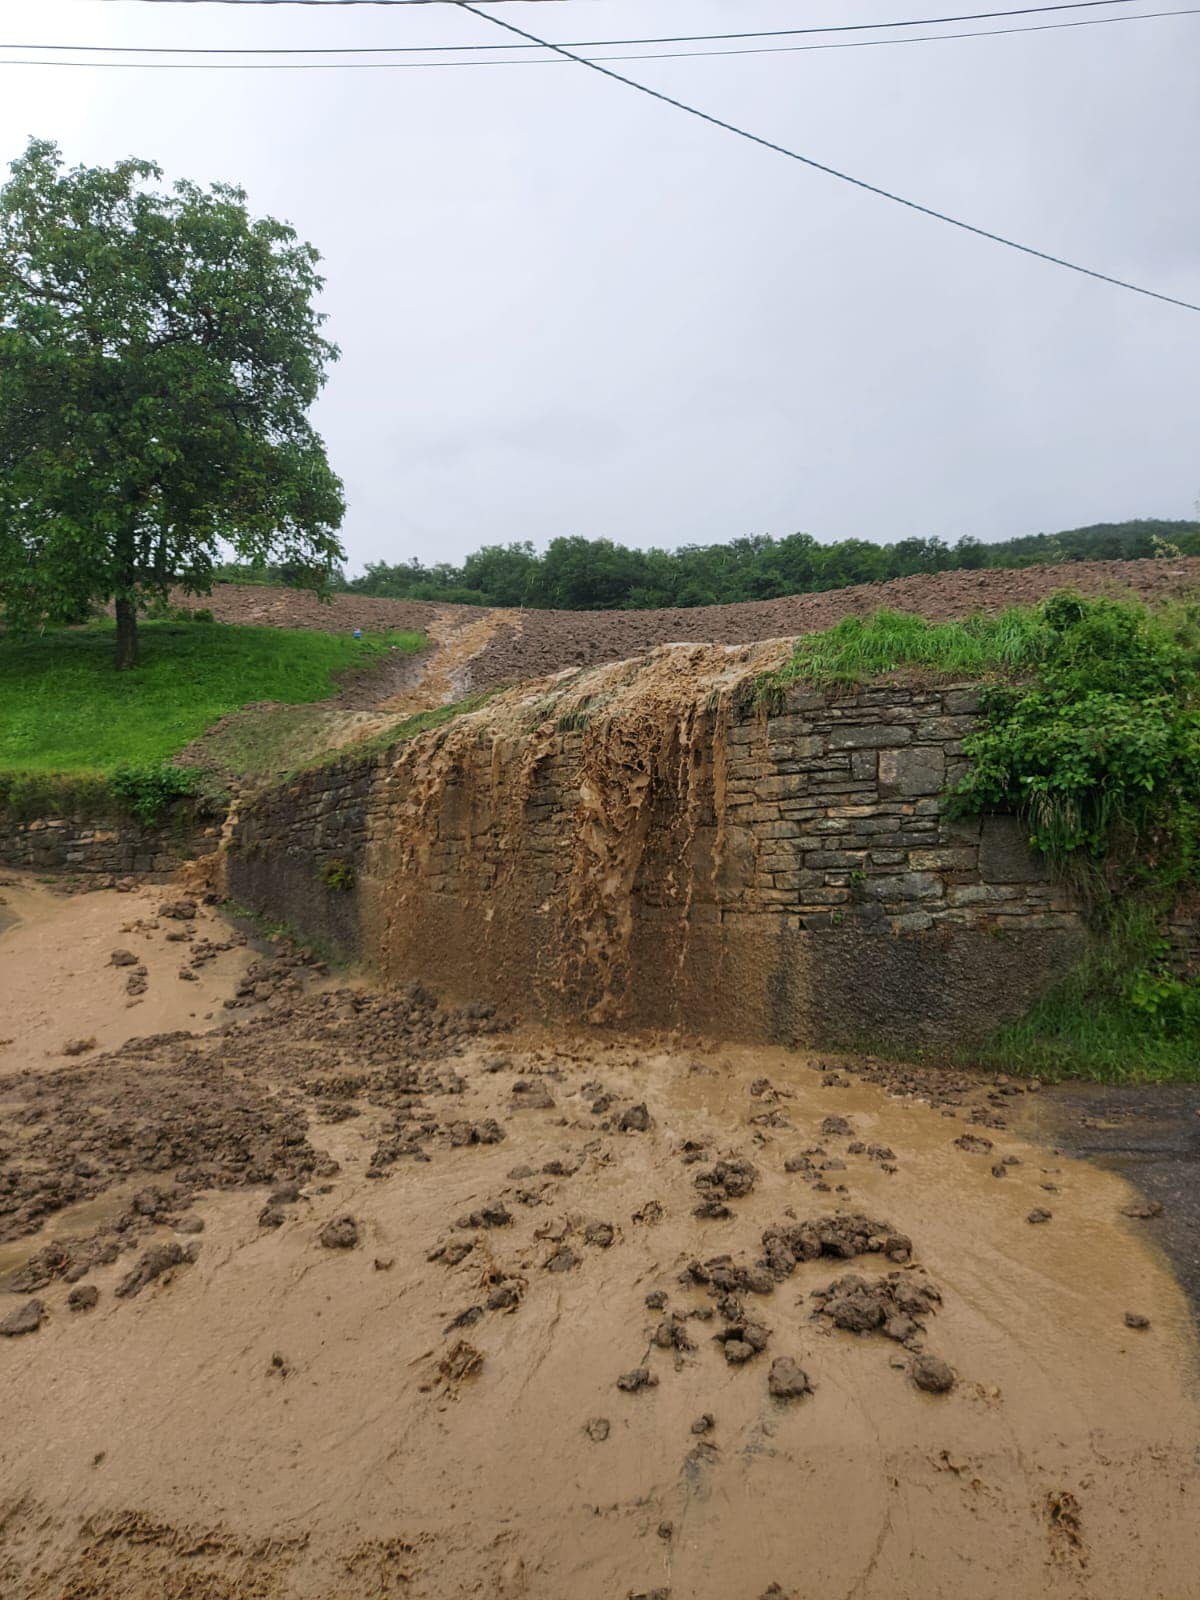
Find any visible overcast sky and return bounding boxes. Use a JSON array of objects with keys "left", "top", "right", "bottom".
[{"left": 2, "top": 1, "right": 1198, "bottom": 574}]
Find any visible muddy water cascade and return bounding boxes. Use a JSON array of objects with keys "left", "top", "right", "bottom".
[{"left": 370, "top": 641, "right": 788, "bottom": 1024}]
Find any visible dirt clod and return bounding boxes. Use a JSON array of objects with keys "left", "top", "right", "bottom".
[
  {"left": 68, "top": 1284, "right": 100, "bottom": 1312},
  {"left": 319, "top": 1215, "right": 360, "bottom": 1250},
  {"left": 768, "top": 1356, "right": 813, "bottom": 1400},
  {"left": 438, "top": 1340, "right": 483, "bottom": 1383},
  {"left": 618, "top": 1103, "right": 652, "bottom": 1133},
  {"left": 911, "top": 1353, "right": 956, "bottom": 1393},
  {"left": 115, "top": 1242, "right": 197, "bottom": 1299},
  {"left": 0, "top": 1298, "right": 45, "bottom": 1336},
  {"left": 617, "top": 1367, "right": 658, "bottom": 1392}
]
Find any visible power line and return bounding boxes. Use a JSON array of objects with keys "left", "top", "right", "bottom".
[
  {"left": 7, "top": 2, "right": 1196, "bottom": 60},
  {"left": 12, "top": 1, "right": 1169, "bottom": 50},
  {"left": 454, "top": 1, "right": 1200, "bottom": 314},
  {"left": 6, "top": 6, "right": 1197, "bottom": 67}
]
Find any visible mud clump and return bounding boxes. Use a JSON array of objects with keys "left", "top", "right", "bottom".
[
  {"left": 1028, "top": 1208, "right": 1053, "bottom": 1225},
  {"left": 455, "top": 1202, "right": 511, "bottom": 1230},
  {"left": 653, "top": 1314, "right": 696, "bottom": 1352},
  {"left": 448, "top": 1119, "right": 505, "bottom": 1147},
  {"left": 509, "top": 1081, "right": 555, "bottom": 1111},
  {"left": 954, "top": 1134, "right": 994, "bottom": 1154},
  {"left": 68, "top": 1284, "right": 100, "bottom": 1312},
  {"left": 693, "top": 1159, "right": 758, "bottom": 1220},
  {"left": 759, "top": 1215, "right": 912, "bottom": 1281},
  {"left": 618, "top": 1103, "right": 652, "bottom": 1133},
  {"left": 438, "top": 1340, "right": 483, "bottom": 1384},
  {"left": 617, "top": 1367, "right": 658, "bottom": 1393},
  {"left": 585, "top": 1417, "right": 610, "bottom": 1442},
  {"left": 812, "top": 1271, "right": 941, "bottom": 1342},
  {"left": 768, "top": 1356, "right": 813, "bottom": 1400},
  {"left": 821, "top": 1116, "right": 854, "bottom": 1138},
  {"left": 1124, "top": 1312, "right": 1151, "bottom": 1330},
  {"left": 158, "top": 899, "right": 197, "bottom": 921},
  {"left": 115, "top": 1242, "right": 197, "bottom": 1299},
  {"left": 319, "top": 1215, "right": 360, "bottom": 1250},
  {"left": 0, "top": 1298, "right": 45, "bottom": 1336},
  {"left": 716, "top": 1320, "right": 769, "bottom": 1364},
  {"left": 911, "top": 1352, "right": 956, "bottom": 1393}
]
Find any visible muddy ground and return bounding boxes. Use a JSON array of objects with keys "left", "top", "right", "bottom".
[
  {"left": 1, "top": 878, "right": 1199, "bottom": 1600},
  {"left": 184, "top": 557, "right": 1200, "bottom": 693}
]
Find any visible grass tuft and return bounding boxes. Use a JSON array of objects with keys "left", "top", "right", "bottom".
[{"left": 766, "top": 606, "right": 1047, "bottom": 690}]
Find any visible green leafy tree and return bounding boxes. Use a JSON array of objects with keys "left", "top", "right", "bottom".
[{"left": 0, "top": 139, "right": 345, "bottom": 667}]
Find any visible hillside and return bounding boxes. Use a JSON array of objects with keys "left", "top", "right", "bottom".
[
  {"left": 0, "top": 621, "right": 424, "bottom": 787},
  {"left": 181, "top": 555, "right": 1200, "bottom": 692}
]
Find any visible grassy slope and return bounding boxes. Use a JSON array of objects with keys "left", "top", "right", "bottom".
[{"left": 0, "top": 620, "right": 424, "bottom": 774}]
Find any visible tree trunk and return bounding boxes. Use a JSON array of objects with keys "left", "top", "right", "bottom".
[{"left": 114, "top": 596, "right": 139, "bottom": 670}]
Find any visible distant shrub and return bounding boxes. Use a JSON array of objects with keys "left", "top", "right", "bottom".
[{"left": 0, "top": 771, "right": 112, "bottom": 821}]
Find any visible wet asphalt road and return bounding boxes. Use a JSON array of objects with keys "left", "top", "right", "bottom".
[{"left": 1020, "top": 1083, "right": 1200, "bottom": 1320}]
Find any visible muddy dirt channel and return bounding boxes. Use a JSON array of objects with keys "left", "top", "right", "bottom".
[{"left": 1, "top": 879, "right": 1197, "bottom": 1599}]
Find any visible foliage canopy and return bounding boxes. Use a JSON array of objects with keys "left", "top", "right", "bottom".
[{"left": 0, "top": 139, "right": 346, "bottom": 666}]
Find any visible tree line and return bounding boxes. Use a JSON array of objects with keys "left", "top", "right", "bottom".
[{"left": 218, "top": 520, "right": 1200, "bottom": 612}]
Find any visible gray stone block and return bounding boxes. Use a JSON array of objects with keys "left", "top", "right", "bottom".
[
  {"left": 878, "top": 745, "right": 946, "bottom": 797},
  {"left": 978, "top": 815, "right": 1047, "bottom": 884}
]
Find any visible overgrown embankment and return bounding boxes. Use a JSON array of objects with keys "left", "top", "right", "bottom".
[
  {"left": 763, "top": 596, "right": 1200, "bottom": 1078},
  {"left": 0, "top": 616, "right": 424, "bottom": 824}
]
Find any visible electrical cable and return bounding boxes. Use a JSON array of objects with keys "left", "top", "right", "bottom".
[
  {"left": 5, "top": 5, "right": 1196, "bottom": 66},
  {"left": 453, "top": 0, "right": 1200, "bottom": 313},
  {"left": 17, "top": 0, "right": 1172, "bottom": 49}
]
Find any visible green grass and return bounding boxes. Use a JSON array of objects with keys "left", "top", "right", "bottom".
[
  {"left": 969, "top": 906, "right": 1200, "bottom": 1083},
  {"left": 766, "top": 606, "right": 1048, "bottom": 691},
  {"left": 0, "top": 619, "right": 425, "bottom": 774},
  {"left": 971, "top": 979, "right": 1200, "bottom": 1083}
]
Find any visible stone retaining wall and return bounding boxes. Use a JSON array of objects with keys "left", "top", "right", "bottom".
[
  {"left": 228, "top": 759, "right": 374, "bottom": 956},
  {"left": 0, "top": 809, "right": 221, "bottom": 878},
  {"left": 227, "top": 679, "right": 1096, "bottom": 1047}
]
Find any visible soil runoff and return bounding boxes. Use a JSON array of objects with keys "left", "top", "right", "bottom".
[{"left": 1, "top": 879, "right": 1198, "bottom": 1599}]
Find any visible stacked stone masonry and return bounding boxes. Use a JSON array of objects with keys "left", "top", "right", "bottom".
[
  {"left": 0, "top": 811, "right": 220, "bottom": 877},
  {"left": 228, "top": 681, "right": 1098, "bottom": 1046},
  {"left": 222, "top": 679, "right": 1198, "bottom": 1043},
  {"left": 714, "top": 684, "right": 1079, "bottom": 938}
]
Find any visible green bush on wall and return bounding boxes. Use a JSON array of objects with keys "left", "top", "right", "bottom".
[
  {"left": 772, "top": 592, "right": 1200, "bottom": 1079},
  {"left": 108, "top": 764, "right": 200, "bottom": 827},
  {"left": 949, "top": 593, "right": 1200, "bottom": 889}
]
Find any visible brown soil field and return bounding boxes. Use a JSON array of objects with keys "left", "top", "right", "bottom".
[
  {"left": 2, "top": 879, "right": 1198, "bottom": 1599},
  {"left": 184, "top": 556, "right": 1200, "bottom": 693}
]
